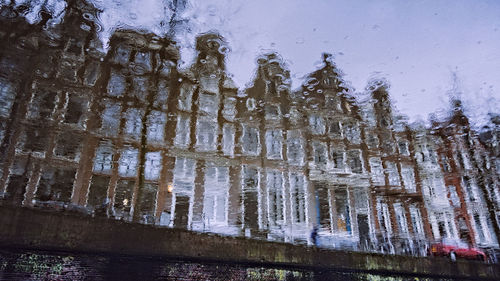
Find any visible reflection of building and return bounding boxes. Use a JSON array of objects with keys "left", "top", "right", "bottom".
[
  {"left": 0, "top": 0, "right": 499, "bottom": 254},
  {"left": 429, "top": 102, "right": 499, "bottom": 249},
  {"left": 362, "top": 80, "right": 430, "bottom": 255}
]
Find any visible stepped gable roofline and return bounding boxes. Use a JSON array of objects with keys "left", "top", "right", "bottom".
[
  {"left": 244, "top": 51, "right": 291, "bottom": 100},
  {"left": 110, "top": 29, "right": 176, "bottom": 50},
  {"left": 366, "top": 77, "right": 390, "bottom": 92},
  {"left": 298, "top": 53, "right": 349, "bottom": 93},
  {"left": 292, "top": 53, "right": 352, "bottom": 109},
  {"left": 366, "top": 77, "right": 393, "bottom": 107},
  {"left": 195, "top": 31, "right": 229, "bottom": 57},
  {"left": 255, "top": 52, "right": 291, "bottom": 83},
  {"left": 108, "top": 29, "right": 179, "bottom": 60}
]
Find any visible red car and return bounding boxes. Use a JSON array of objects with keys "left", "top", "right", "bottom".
[{"left": 430, "top": 238, "right": 487, "bottom": 261}]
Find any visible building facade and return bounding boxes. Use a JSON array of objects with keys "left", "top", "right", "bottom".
[{"left": 0, "top": 0, "right": 498, "bottom": 255}]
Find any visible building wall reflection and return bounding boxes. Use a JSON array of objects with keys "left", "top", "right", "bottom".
[{"left": 0, "top": 0, "right": 498, "bottom": 255}]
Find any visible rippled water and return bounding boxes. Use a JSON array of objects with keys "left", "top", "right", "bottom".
[{"left": 0, "top": 0, "right": 499, "bottom": 271}]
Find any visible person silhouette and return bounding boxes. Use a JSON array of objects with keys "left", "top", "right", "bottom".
[{"left": 311, "top": 225, "right": 319, "bottom": 246}]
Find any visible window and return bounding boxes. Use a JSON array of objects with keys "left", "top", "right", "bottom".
[
  {"left": 172, "top": 157, "right": 196, "bottom": 200},
  {"left": 123, "top": 108, "right": 144, "bottom": 140},
  {"left": 0, "top": 123, "right": 5, "bottom": 144},
  {"left": 154, "top": 80, "right": 169, "bottom": 110},
  {"left": 199, "top": 75, "right": 219, "bottom": 94},
  {"left": 423, "top": 177, "right": 436, "bottom": 198},
  {"left": 178, "top": 83, "right": 194, "bottom": 111},
  {"left": 461, "top": 152, "right": 471, "bottom": 170},
  {"left": 36, "top": 168, "right": 76, "bottom": 203},
  {"left": 398, "top": 141, "right": 410, "bottom": 156},
  {"left": 118, "top": 147, "right": 139, "bottom": 178},
  {"left": 203, "top": 166, "right": 229, "bottom": 227},
  {"left": 377, "top": 200, "right": 393, "bottom": 235},
  {"left": 112, "top": 44, "right": 131, "bottom": 65},
  {"left": 107, "top": 70, "right": 126, "bottom": 97},
  {"left": 441, "top": 155, "right": 451, "bottom": 172},
  {"left": 0, "top": 80, "right": 16, "bottom": 118},
  {"left": 174, "top": 115, "right": 191, "bottom": 148},
  {"left": 386, "top": 162, "right": 400, "bottom": 186},
  {"left": 86, "top": 175, "right": 110, "bottom": 209},
  {"left": 131, "top": 77, "right": 149, "bottom": 101},
  {"left": 265, "top": 104, "right": 281, "bottom": 120},
  {"left": 326, "top": 96, "right": 341, "bottom": 111},
  {"left": 241, "top": 125, "right": 260, "bottom": 155},
  {"left": 309, "top": 114, "right": 325, "bottom": 135},
  {"left": 222, "top": 97, "right": 236, "bottom": 121},
  {"left": 474, "top": 214, "right": 485, "bottom": 242},
  {"left": 317, "top": 185, "right": 333, "bottom": 232},
  {"left": 113, "top": 179, "right": 135, "bottom": 220},
  {"left": 334, "top": 188, "right": 351, "bottom": 233},
  {"left": 147, "top": 110, "right": 166, "bottom": 143},
  {"left": 366, "top": 134, "right": 379, "bottom": 149},
  {"left": 426, "top": 145, "right": 438, "bottom": 165},
  {"left": 369, "top": 157, "right": 384, "bottom": 184},
  {"left": 144, "top": 152, "right": 162, "bottom": 180},
  {"left": 137, "top": 183, "right": 158, "bottom": 224},
  {"left": 196, "top": 120, "right": 217, "bottom": 151},
  {"left": 289, "top": 173, "right": 307, "bottom": 224},
  {"left": 331, "top": 148, "right": 345, "bottom": 169},
  {"left": 198, "top": 93, "right": 218, "bottom": 115},
  {"left": 242, "top": 166, "right": 260, "bottom": 231},
  {"left": 463, "top": 176, "right": 477, "bottom": 202},
  {"left": 328, "top": 120, "right": 342, "bottom": 138},
  {"left": 394, "top": 203, "right": 409, "bottom": 235},
  {"left": 265, "top": 129, "right": 283, "bottom": 159},
  {"left": 409, "top": 205, "right": 425, "bottom": 237},
  {"left": 347, "top": 150, "right": 363, "bottom": 173},
  {"left": 381, "top": 139, "right": 395, "bottom": 155},
  {"left": 401, "top": 165, "right": 416, "bottom": 192},
  {"left": 93, "top": 141, "right": 114, "bottom": 174},
  {"left": 64, "top": 94, "right": 87, "bottom": 125},
  {"left": 174, "top": 157, "right": 196, "bottom": 180},
  {"left": 20, "top": 125, "right": 49, "bottom": 153},
  {"left": 83, "top": 61, "right": 101, "bottom": 87},
  {"left": 222, "top": 124, "right": 235, "bottom": 156},
  {"left": 287, "top": 137, "right": 304, "bottom": 165},
  {"left": 133, "top": 51, "right": 152, "bottom": 73},
  {"left": 344, "top": 122, "right": 361, "bottom": 144},
  {"left": 246, "top": 98, "right": 256, "bottom": 111},
  {"left": 64, "top": 38, "right": 83, "bottom": 56},
  {"left": 267, "top": 170, "right": 284, "bottom": 226},
  {"left": 28, "top": 90, "right": 58, "bottom": 120},
  {"left": 101, "top": 101, "right": 121, "bottom": 136},
  {"left": 312, "top": 141, "right": 327, "bottom": 166},
  {"left": 433, "top": 175, "right": 446, "bottom": 198},
  {"left": 54, "top": 131, "right": 82, "bottom": 160}
]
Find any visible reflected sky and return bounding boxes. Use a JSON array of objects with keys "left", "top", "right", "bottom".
[{"left": 2, "top": 0, "right": 499, "bottom": 125}]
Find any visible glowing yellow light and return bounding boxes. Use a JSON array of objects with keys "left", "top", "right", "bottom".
[
  {"left": 167, "top": 183, "right": 174, "bottom": 193},
  {"left": 123, "top": 198, "right": 128, "bottom": 206}
]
